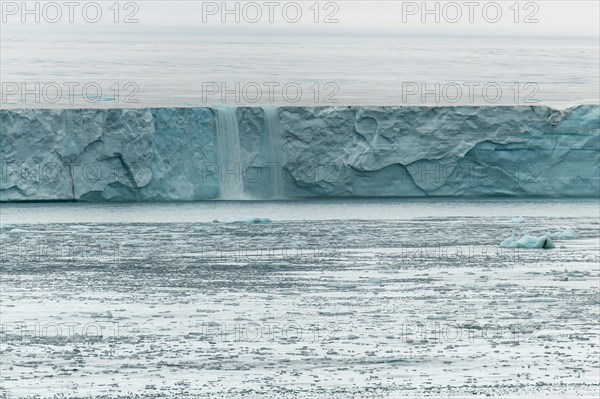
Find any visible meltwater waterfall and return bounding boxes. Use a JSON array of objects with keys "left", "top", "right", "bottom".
[
  {"left": 215, "top": 106, "right": 244, "bottom": 199},
  {"left": 262, "top": 106, "right": 285, "bottom": 199}
]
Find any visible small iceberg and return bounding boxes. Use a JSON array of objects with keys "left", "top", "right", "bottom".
[
  {"left": 213, "top": 217, "right": 272, "bottom": 224},
  {"left": 91, "top": 310, "right": 113, "bottom": 319},
  {"left": 500, "top": 232, "right": 555, "bottom": 249},
  {"left": 547, "top": 228, "right": 578, "bottom": 239},
  {"left": 508, "top": 216, "right": 526, "bottom": 224}
]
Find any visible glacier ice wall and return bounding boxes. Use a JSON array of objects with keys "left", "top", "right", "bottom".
[{"left": 1, "top": 105, "right": 598, "bottom": 201}]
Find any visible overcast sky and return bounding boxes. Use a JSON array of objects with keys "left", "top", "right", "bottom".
[{"left": 2, "top": 0, "right": 599, "bottom": 39}]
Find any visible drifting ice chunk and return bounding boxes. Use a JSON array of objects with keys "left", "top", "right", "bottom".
[
  {"left": 547, "top": 228, "right": 579, "bottom": 239},
  {"left": 91, "top": 310, "right": 114, "bottom": 319},
  {"left": 214, "top": 217, "right": 272, "bottom": 224},
  {"left": 500, "top": 232, "right": 555, "bottom": 249},
  {"left": 508, "top": 216, "right": 526, "bottom": 223}
]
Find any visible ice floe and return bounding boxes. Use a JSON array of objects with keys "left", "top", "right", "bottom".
[
  {"left": 500, "top": 232, "right": 555, "bottom": 249},
  {"left": 508, "top": 216, "right": 527, "bottom": 223},
  {"left": 547, "top": 228, "right": 579, "bottom": 239},
  {"left": 214, "top": 217, "right": 272, "bottom": 224}
]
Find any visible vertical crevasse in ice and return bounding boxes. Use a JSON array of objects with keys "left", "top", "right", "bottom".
[
  {"left": 262, "top": 105, "right": 285, "bottom": 199},
  {"left": 215, "top": 105, "right": 244, "bottom": 199}
]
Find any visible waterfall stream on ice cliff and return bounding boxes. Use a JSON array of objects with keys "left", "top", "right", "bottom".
[
  {"left": 215, "top": 106, "right": 244, "bottom": 199},
  {"left": 262, "top": 106, "right": 285, "bottom": 199}
]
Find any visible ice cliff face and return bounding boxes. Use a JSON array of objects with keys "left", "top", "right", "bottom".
[{"left": 1, "top": 105, "right": 598, "bottom": 201}]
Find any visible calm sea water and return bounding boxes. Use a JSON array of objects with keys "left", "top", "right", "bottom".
[{"left": 1, "top": 33, "right": 598, "bottom": 107}]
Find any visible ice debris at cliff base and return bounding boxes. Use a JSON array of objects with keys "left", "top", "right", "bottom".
[
  {"left": 508, "top": 216, "right": 527, "bottom": 223},
  {"left": 500, "top": 232, "right": 555, "bottom": 249},
  {"left": 214, "top": 217, "right": 272, "bottom": 224}
]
